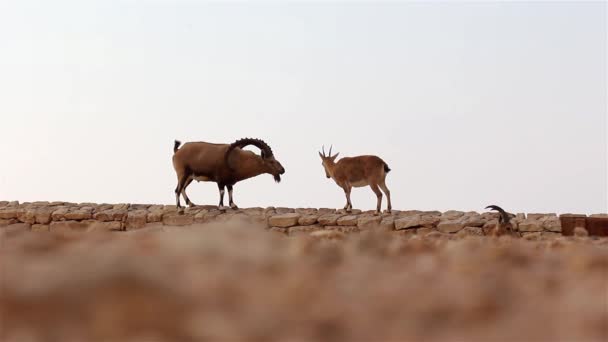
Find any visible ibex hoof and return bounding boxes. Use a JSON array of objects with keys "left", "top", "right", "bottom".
[
  {"left": 218, "top": 206, "right": 229, "bottom": 212},
  {"left": 230, "top": 204, "right": 239, "bottom": 210},
  {"left": 187, "top": 203, "right": 197, "bottom": 208}
]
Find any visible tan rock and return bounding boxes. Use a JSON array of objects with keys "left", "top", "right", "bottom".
[
  {"left": 65, "top": 209, "right": 93, "bottom": 221},
  {"left": 88, "top": 221, "right": 122, "bottom": 231},
  {"left": 275, "top": 207, "right": 295, "bottom": 214},
  {"left": 573, "top": 227, "right": 588, "bottom": 237},
  {"left": 380, "top": 217, "right": 396, "bottom": 231},
  {"left": 317, "top": 208, "right": 336, "bottom": 215},
  {"left": 437, "top": 220, "right": 465, "bottom": 233},
  {"left": 93, "top": 209, "right": 127, "bottom": 222},
  {"left": 126, "top": 210, "right": 148, "bottom": 230},
  {"left": 318, "top": 214, "right": 343, "bottom": 226},
  {"left": 395, "top": 214, "right": 439, "bottom": 230},
  {"left": 295, "top": 208, "right": 317, "bottom": 215},
  {"left": 0, "top": 208, "right": 24, "bottom": 220},
  {"left": 540, "top": 216, "right": 561, "bottom": 232},
  {"left": 268, "top": 213, "right": 301, "bottom": 228},
  {"left": 34, "top": 208, "right": 54, "bottom": 224},
  {"left": 527, "top": 213, "right": 556, "bottom": 220},
  {"left": 113, "top": 203, "right": 130, "bottom": 210},
  {"left": 519, "top": 219, "right": 543, "bottom": 232},
  {"left": 442, "top": 210, "right": 465, "bottom": 219},
  {"left": 20, "top": 210, "right": 37, "bottom": 224},
  {"left": 358, "top": 216, "right": 383, "bottom": 230},
  {"left": 298, "top": 215, "right": 318, "bottom": 226},
  {"left": 51, "top": 207, "right": 70, "bottom": 221},
  {"left": 461, "top": 214, "right": 485, "bottom": 227},
  {"left": 147, "top": 210, "right": 164, "bottom": 223},
  {"left": 162, "top": 213, "right": 194, "bottom": 226},
  {"left": 337, "top": 215, "right": 359, "bottom": 226}
]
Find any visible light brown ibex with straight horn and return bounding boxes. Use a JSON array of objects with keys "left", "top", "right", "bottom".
[
  {"left": 319, "top": 145, "right": 392, "bottom": 214},
  {"left": 172, "top": 138, "right": 285, "bottom": 211}
]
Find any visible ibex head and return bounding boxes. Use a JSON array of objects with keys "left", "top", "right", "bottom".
[
  {"left": 318, "top": 145, "right": 339, "bottom": 179},
  {"left": 226, "top": 138, "right": 285, "bottom": 182}
]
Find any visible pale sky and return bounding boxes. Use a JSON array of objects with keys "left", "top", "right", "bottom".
[{"left": 0, "top": 0, "right": 606, "bottom": 214}]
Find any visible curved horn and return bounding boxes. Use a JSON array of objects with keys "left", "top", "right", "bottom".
[
  {"left": 225, "top": 137, "right": 274, "bottom": 168},
  {"left": 322, "top": 145, "right": 326, "bottom": 157},
  {"left": 485, "top": 205, "right": 511, "bottom": 224}
]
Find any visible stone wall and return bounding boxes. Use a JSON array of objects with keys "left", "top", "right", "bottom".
[{"left": 2, "top": 200, "right": 604, "bottom": 237}]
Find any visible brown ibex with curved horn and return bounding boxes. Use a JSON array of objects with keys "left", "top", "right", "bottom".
[
  {"left": 485, "top": 205, "right": 521, "bottom": 237},
  {"left": 172, "top": 138, "right": 285, "bottom": 210},
  {"left": 319, "top": 145, "right": 392, "bottom": 214}
]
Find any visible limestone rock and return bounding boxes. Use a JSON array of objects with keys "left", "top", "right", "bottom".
[
  {"left": 437, "top": 220, "right": 465, "bottom": 233},
  {"left": 268, "top": 213, "right": 301, "bottom": 228},
  {"left": 65, "top": 209, "right": 93, "bottom": 221},
  {"left": 461, "top": 214, "right": 485, "bottom": 227},
  {"left": 527, "top": 213, "right": 556, "bottom": 220},
  {"left": 147, "top": 210, "right": 164, "bottom": 223},
  {"left": 298, "top": 215, "right": 318, "bottom": 226},
  {"left": 358, "top": 216, "right": 383, "bottom": 230},
  {"left": 318, "top": 214, "right": 343, "bottom": 226},
  {"left": 337, "top": 215, "right": 359, "bottom": 226},
  {"left": 51, "top": 207, "right": 69, "bottom": 221},
  {"left": 540, "top": 216, "right": 561, "bottom": 232},
  {"left": 394, "top": 214, "right": 439, "bottom": 230},
  {"left": 442, "top": 210, "right": 465, "bottom": 219},
  {"left": 519, "top": 219, "right": 543, "bottom": 232},
  {"left": 0, "top": 208, "right": 24, "bottom": 220},
  {"left": 126, "top": 210, "right": 148, "bottom": 230}
]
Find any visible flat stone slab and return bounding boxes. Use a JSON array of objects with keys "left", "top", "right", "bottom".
[{"left": 268, "top": 213, "right": 301, "bottom": 228}]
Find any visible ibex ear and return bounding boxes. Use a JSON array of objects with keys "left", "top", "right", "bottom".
[
  {"left": 331, "top": 153, "right": 339, "bottom": 160},
  {"left": 318, "top": 151, "right": 324, "bottom": 159}
]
